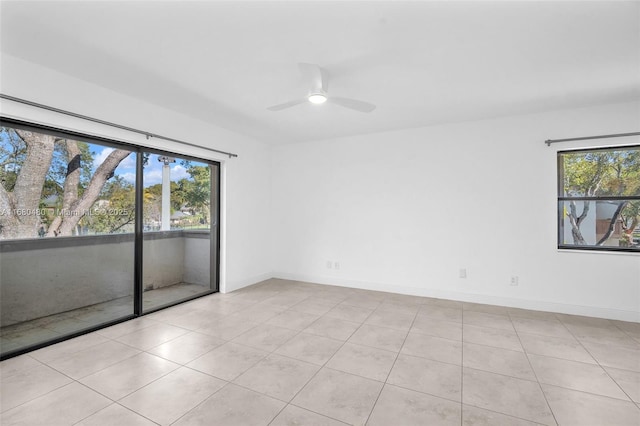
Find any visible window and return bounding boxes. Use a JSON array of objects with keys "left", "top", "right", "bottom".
[
  {"left": 558, "top": 146, "right": 640, "bottom": 251},
  {"left": 0, "top": 126, "right": 137, "bottom": 240}
]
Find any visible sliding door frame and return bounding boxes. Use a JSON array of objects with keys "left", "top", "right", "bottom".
[
  {"left": 0, "top": 117, "right": 221, "bottom": 360},
  {"left": 139, "top": 147, "right": 220, "bottom": 315}
]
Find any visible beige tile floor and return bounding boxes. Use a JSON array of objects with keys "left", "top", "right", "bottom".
[{"left": 1, "top": 278, "right": 639, "bottom": 425}]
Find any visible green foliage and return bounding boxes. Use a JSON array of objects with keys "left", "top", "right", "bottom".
[
  {"left": 620, "top": 200, "right": 640, "bottom": 231},
  {"left": 180, "top": 165, "right": 211, "bottom": 223},
  {"left": 1, "top": 125, "right": 214, "bottom": 236},
  {"left": 0, "top": 128, "right": 26, "bottom": 192},
  {"left": 563, "top": 149, "right": 640, "bottom": 197},
  {"left": 0, "top": 128, "right": 95, "bottom": 200},
  {"left": 142, "top": 163, "right": 212, "bottom": 228},
  {"left": 0, "top": 127, "right": 138, "bottom": 236},
  {"left": 145, "top": 183, "right": 163, "bottom": 199},
  {"left": 87, "top": 176, "right": 135, "bottom": 234},
  {"left": 185, "top": 165, "right": 211, "bottom": 208},
  {"left": 563, "top": 147, "right": 640, "bottom": 246}
]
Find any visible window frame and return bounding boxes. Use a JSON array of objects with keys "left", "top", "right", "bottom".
[{"left": 557, "top": 144, "right": 640, "bottom": 253}]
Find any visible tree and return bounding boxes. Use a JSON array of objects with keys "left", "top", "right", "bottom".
[
  {"left": 0, "top": 129, "right": 56, "bottom": 239},
  {"left": 563, "top": 148, "right": 640, "bottom": 246},
  {"left": 619, "top": 201, "right": 640, "bottom": 246},
  {"left": 140, "top": 162, "right": 211, "bottom": 229},
  {"left": 0, "top": 127, "right": 130, "bottom": 239},
  {"left": 87, "top": 176, "right": 136, "bottom": 234},
  {"left": 594, "top": 150, "right": 640, "bottom": 246},
  {"left": 46, "top": 142, "right": 130, "bottom": 237},
  {"left": 183, "top": 165, "right": 211, "bottom": 223},
  {"left": 142, "top": 182, "right": 179, "bottom": 227},
  {"left": 0, "top": 127, "right": 27, "bottom": 192}
]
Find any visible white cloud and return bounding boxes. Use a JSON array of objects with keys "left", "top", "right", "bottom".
[
  {"left": 171, "top": 164, "right": 190, "bottom": 181},
  {"left": 144, "top": 164, "right": 191, "bottom": 187},
  {"left": 144, "top": 169, "right": 163, "bottom": 186},
  {"left": 120, "top": 172, "right": 137, "bottom": 183},
  {"left": 117, "top": 153, "right": 136, "bottom": 170},
  {"left": 124, "top": 159, "right": 193, "bottom": 187},
  {"left": 95, "top": 148, "right": 135, "bottom": 172},
  {"left": 93, "top": 147, "right": 114, "bottom": 169}
]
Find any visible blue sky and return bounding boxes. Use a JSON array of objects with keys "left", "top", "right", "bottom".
[
  {"left": 0, "top": 130, "right": 202, "bottom": 187},
  {"left": 93, "top": 148, "right": 196, "bottom": 187}
]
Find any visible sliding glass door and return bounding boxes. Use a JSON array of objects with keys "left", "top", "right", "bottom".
[
  {"left": 0, "top": 119, "right": 220, "bottom": 359},
  {"left": 142, "top": 153, "right": 219, "bottom": 312},
  {"left": 0, "top": 121, "right": 137, "bottom": 356}
]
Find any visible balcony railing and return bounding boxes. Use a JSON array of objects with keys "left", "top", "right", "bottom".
[{"left": 0, "top": 230, "right": 212, "bottom": 327}]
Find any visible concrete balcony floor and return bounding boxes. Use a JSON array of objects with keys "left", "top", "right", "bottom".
[{"left": 0, "top": 283, "right": 208, "bottom": 355}]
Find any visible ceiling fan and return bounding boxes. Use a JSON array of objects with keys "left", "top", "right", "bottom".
[{"left": 267, "top": 63, "right": 376, "bottom": 113}]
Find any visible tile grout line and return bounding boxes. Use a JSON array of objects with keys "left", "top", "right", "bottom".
[
  {"left": 512, "top": 319, "right": 561, "bottom": 426},
  {"left": 238, "top": 301, "right": 333, "bottom": 426},
  {"left": 462, "top": 364, "right": 640, "bottom": 406},
  {"left": 273, "top": 301, "right": 377, "bottom": 425},
  {"left": 234, "top": 310, "right": 364, "bottom": 425},
  {"left": 140, "top": 287, "right": 302, "bottom": 426},
  {"left": 0, "top": 286, "right": 284, "bottom": 416},
  {"left": 261, "top": 293, "right": 376, "bottom": 425},
  {"left": 249, "top": 296, "right": 375, "bottom": 422},
  {"left": 71, "top": 393, "right": 162, "bottom": 426},
  {"left": 362, "top": 301, "right": 421, "bottom": 426},
  {"left": 555, "top": 317, "right": 639, "bottom": 405},
  {"left": 4, "top": 282, "right": 639, "bottom": 424},
  {"left": 283, "top": 403, "right": 352, "bottom": 426},
  {"left": 2, "top": 335, "right": 143, "bottom": 414},
  {"left": 167, "top": 381, "right": 233, "bottom": 425},
  {"left": 12, "top": 291, "right": 270, "bottom": 423}
]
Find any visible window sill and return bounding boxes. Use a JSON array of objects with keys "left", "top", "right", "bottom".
[{"left": 557, "top": 247, "right": 639, "bottom": 256}]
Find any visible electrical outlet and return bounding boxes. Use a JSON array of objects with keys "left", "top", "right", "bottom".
[
  {"left": 459, "top": 268, "right": 467, "bottom": 278},
  {"left": 334, "top": 261, "right": 340, "bottom": 270},
  {"left": 326, "top": 261, "right": 333, "bottom": 269},
  {"left": 510, "top": 276, "right": 519, "bottom": 286}
]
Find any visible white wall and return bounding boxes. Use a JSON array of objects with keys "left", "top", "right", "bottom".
[
  {"left": 3, "top": 53, "right": 638, "bottom": 322},
  {"left": 271, "top": 101, "right": 640, "bottom": 322},
  {"left": 0, "top": 53, "right": 273, "bottom": 293}
]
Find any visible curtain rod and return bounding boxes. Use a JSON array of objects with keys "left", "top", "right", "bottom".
[
  {"left": 545, "top": 131, "right": 640, "bottom": 146},
  {"left": 0, "top": 93, "right": 238, "bottom": 158}
]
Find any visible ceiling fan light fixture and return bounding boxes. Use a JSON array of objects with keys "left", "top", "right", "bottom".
[
  {"left": 308, "top": 93, "right": 327, "bottom": 104},
  {"left": 267, "top": 63, "right": 376, "bottom": 112}
]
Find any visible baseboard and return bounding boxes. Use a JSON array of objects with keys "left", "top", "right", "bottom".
[
  {"left": 273, "top": 272, "right": 640, "bottom": 323},
  {"left": 223, "top": 271, "right": 273, "bottom": 294}
]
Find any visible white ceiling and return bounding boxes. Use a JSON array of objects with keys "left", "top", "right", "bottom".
[{"left": 1, "top": 1, "right": 639, "bottom": 145}]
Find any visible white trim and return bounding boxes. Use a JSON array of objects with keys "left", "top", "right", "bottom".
[
  {"left": 557, "top": 249, "right": 639, "bottom": 257},
  {"left": 218, "top": 161, "right": 228, "bottom": 294},
  {"left": 274, "top": 272, "right": 640, "bottom": 323},
  {"left": 224, "top": 272, "right": 273, "bottom": 294}
]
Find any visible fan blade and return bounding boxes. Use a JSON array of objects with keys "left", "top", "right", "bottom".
[
  {"left": 267, "top": 98, "right": 307, "bottom": 111},
  {"left": 299, "top": 63, "right": 329, "bottom": 93},
  {"left": 330, "top": 97, "right": 376, "bottom": 113}
]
